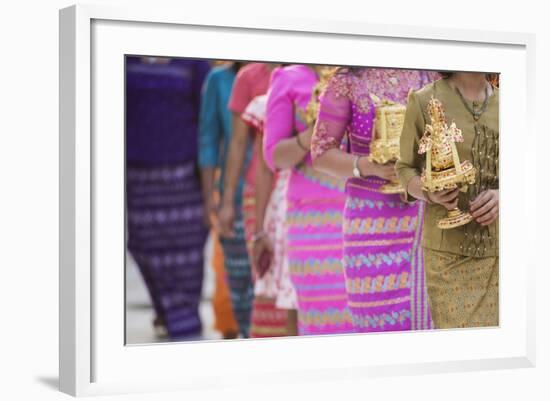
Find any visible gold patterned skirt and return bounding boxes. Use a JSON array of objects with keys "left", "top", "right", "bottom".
[{"left": 423, "top": 249, "right": 499, "bottom": 329}]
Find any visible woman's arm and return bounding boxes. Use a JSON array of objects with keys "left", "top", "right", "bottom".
[
  {"left": 218, "top": 113, "right": 250, "bottom": 237},
  {"left": 395, "top": 90, "right": 424, "bottom": 201},
  {"left": 310, "top": 72, "right": 398, "bottom": 181},
  {"left": 199, "top": 168, "right": 217, "bottom": 227},
  {"left": 263, "top": 68, "right": 312, "bottom": 171},
  {"left": 197, "top": 71, "right": 221, "bottom": 228},
  {"left": 253, "top": 135, "right": 273, "bottom": 235},
  {"left": 252, "top": 134, "right": 274, "bottom": 273},
  {"left": 406, "top": 175, "right": 459, "bottom": 210},
  {"left": 192, "top": 61, "right": 212, "bottom": 123},
  {"left": 269, "top": 127, "right": 313, "bottom": 170},
  {"left": 313, "top": 148, "right": 397, "bottom": 181},
  {"left": 396, "top": 90, "right": 459, "bottom": 209}
]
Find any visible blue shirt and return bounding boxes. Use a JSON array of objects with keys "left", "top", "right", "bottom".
[{"left": 198, "top": 64, "right": 251, "bottom": 203}]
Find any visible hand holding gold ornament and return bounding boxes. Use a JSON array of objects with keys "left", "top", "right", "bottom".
[
  {"left": 418, "top": 97, "right": 476, "bottom": 229},
  {"left": 469, "top": 189, "right": 499, "bottom": 226},
  {"left": 368, "top": 94, "right": 407, "bottom": 194},
  {"left": 426, "top": 187, "right": 460, "bottom": 210}
]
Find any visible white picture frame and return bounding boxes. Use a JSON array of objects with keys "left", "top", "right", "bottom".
[{"left": 59, "top": 3, "right": 536, "bottom": 397}]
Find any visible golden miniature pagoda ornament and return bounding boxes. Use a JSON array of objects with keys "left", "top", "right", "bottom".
[
  {"left": 301, "top": 66, "right": 337, "bottom": 127},
  {"left": 367, "top": 94, "right": 407, "bottom": 194},
  {"left": 418, "top": 97, "right": 476, "bottom": 229}
]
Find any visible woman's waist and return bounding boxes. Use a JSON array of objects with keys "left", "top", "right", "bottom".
[
  {"left": 287, "top": 163, "right": 347, "bottom": 199},
  {"left": 345, "top": 177, "right": 401, "bottom": 200},
  {"left": 127, "top": 159, "right": 198, "bottom": 181}
]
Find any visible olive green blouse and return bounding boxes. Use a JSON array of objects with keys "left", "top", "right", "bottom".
[{"left": 396, "top": 78, "right": 499, "bottom": 257}]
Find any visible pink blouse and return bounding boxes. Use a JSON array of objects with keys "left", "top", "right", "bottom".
[
  {"left": 311, "top": 68, "right": 440, "bottom": 161},
  {"left": 263, "top": 65, "right": 346, "bottom": 200},
  {"left": 228, "top": 63, "right": 272, "bottom": 114}
]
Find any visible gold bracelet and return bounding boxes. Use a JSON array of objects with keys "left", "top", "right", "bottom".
[{"left": 296, "top": 133, "right": 309, "bottom": 152}]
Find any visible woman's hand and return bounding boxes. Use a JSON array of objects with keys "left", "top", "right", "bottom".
[
  {"left": 360, "top": 158, "right": 397, "bottom": 181},
  {"left": 271, "top": 126, "right": 314, "bottom": 170},
  {"left": 218, "top": 201, "right": 236, "bottom": 238},
  {"left": 373, "top": 162, "right": 398, "bottom": 181},
  {"left": 252, "top": 235, "right": 273, "bottom": 278},
  {"left": 202, "top": 197, "right": 218, "bottom": 229},
  {"left": 427, "top": 187, "right": 460, "bottom": 210},
  {"left": 469, "top": 189, "right": 499, "bottom": 226}
]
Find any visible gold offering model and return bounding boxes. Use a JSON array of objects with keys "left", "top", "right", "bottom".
[
  {"left": 302, "top": 66, "right": 337, "bottom": 127},
  {"left": 368, "top": 94, "right": 407, "bottom": 194},
  {"left": 418, "top": 97, "right": 476, "bottom": 229}
]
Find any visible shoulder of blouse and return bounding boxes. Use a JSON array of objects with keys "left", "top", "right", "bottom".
[
  {"left": 268, "top": 65, "right": 308, "bottom": 97},
  {"left": 239, "top": 62, "right": 260, "bottom": 74},
  {"left": 204, "top": 65, "right": 224, "bottom": 85},
  {"left": 235, "top": 62, "right": 263, "bottom": 81},
  {"left": 408, "top": 80, "right": 440, "bottom": 113},
  {"left": 272, "top": 65, "right": 307, "bottom": 81},
  {"left": 269, "top": 65, "right": 286, "bottom": 82},
  {"left": 210, "top": 64, "right": 234, "bottom": 76},
  {"left": 415, "top": 79, "right": 439, "bottom": 98},
  {"left": 267, "top": 67, "right": 290, "bottom": 95},
  {"left": 326, "top": 68, "right": 353, "bottom": 98}
]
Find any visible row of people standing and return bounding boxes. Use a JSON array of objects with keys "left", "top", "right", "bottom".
[
  {"left": 204, "top": 61, "right": 439, "bottom": 338},
  {"left": 309, "top": 67, "right": 499, "bottom": 331},
  {"left": 126, "top": 56, "right": 499, "bottom": 341}
]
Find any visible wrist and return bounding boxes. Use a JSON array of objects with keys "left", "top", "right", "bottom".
[
  {"left": 357, "top": 156, "right": 373, "bottom": 178},
  {"left": 422, "top": 190, "right": 433, "bottom": 204},
  {"left": 303, "top": 127, "right": 313, "bottom": 147},
  {"left": 220, "top": 196, "right": 234, "bottom": 209},
  {"left": 353, "top": 155, "right": 366, "bottom": 178},
  {"left": 221, "top": 191, "right": 235, "bottom": 206},
  {"left": 352, "top": 155, "right": 361, "bottom": 178},
  {"left": 296, "top": 132, "right": 309, "bottom": 152},
  {"left": 251, "top": 230, "right": 267, "bottom": 242},
  {"left": 204, "top": 198, "right": 215, "bottom": 211}
]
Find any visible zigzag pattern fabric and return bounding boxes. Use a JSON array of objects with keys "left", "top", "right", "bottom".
[{"left": 311, "top": 68, "right": 437, "bottom": 332}]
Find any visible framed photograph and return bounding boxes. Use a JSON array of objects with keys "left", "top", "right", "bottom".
[{"left": 59, "top": 3, "right": 536, "bottom": 397}]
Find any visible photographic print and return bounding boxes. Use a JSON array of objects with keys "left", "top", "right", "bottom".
[{"left": 124, "top": 56, "right": 500, "bottom": 344}]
